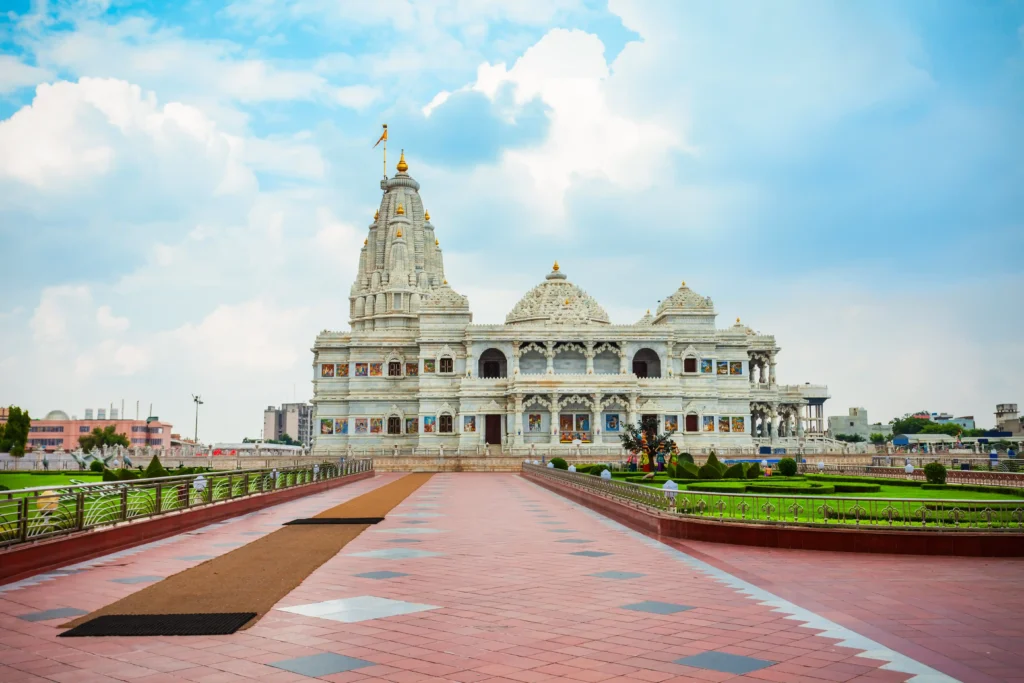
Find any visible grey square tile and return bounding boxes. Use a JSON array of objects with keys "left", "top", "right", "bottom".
[
  {"left": 404, "top": 520, "right": 428, "bottom": 524},
  {"left": 622, "top": 600, "right": 694, "bottom": 615},
  {"left": 674, "top": 652, "right": 774, "bottom": 674},
  {"left": 175, "top": 555, "right": 214, "bottom": 561},
  {"left": 270, "top": 652, "right": 374, "bottom": 677},
  {"left": 349, "top": 548, "right": 441, "bottom": 560},
  {"left": 239, "top": 531, "right": 264, "bottom": 536},
  {"left": 18, "top": 607, "right": 88, "bottom": 622},
  {"left": 556, "top": 539, "right": 593, "bottom": 544},
  {"left": 214, "top": 542, "right": 243, "bottom": 548},
  {"left": 385, "top": 538, "right": 422, "bottom": 543},
  {"left": 548, "top": 529, "right": 575, "bottom": 533},
  {"left": 571, "top": 551, "right": 613, "bottom": 557},
  {"left": 109, "top": 576, "right": 162, "bottom": 584},
  {"left": 280, "top": 595, "right": 441, "bottom": 623},
  {"left": 590, "top": 571, "right": 646, "bottom": 580},
  {"left": 354, "top": 571, "right": 409, "bottom": 579}
]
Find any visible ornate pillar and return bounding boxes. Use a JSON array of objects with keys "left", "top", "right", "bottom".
[
  {"left": 749, "top": 356, "right": 755, "bottom": 384},
  {"left": 760, "top": 358, "right": 768, "bottom": 385},
  {"left": 465, "top": 341, "right": 474, "bottom": 378},
  {"left": 665, "top": 340, "right": 675, "bottom": 377},
  {"left": 544, "top": 341, "right": 555, "bottom": 375},
  {"left": 585, "top": 341, "right": 595, "bottom": 375},
  {"left": 619, "top": 344, "right": 629, "bottom": 374},
  {"left": 627, "top": 392, "right": 638, "bottom": 428},
  {"left": 769, "top": 356, "right": 776, "bottom": 385},
  {"left": 591, "top": 392, "right": 602, "bottom": 443},
  {"left": 511, "top": 340, "right": 521, "bottom": 376},
  {"left": 549, "top": 394, "right": 559, "bottom": 445},
  {"left": 769, "top": 406, "right": 778, "bottom": 442},
  {"left": 513, "top": 394, "right": 524, "bottom": 446}
]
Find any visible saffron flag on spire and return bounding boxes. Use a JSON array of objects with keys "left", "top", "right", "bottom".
[{"left": 373, "top": 124, "right": 388, "bottom": 148}]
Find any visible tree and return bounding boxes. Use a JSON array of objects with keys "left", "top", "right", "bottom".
[
  {"left": 619, "top": 417, "right": 677, "bottom": 470},
  {"left": 78, "top": 425, "right": 130, "bottom": 453},
  {"left": 834, "top": 433, "right": 865, "bottom": 443},
  {"left": 889, "top": 416, "right": 932, "bottom": 435},
  {"left": 0, "top": 406, "right": 31, "bottom": 457},
  {"left": 869, "top": 433, "right": 887, "bottom": 445},
  {"left": 920, "top": 422, "right": 962, "bottom": 437}
]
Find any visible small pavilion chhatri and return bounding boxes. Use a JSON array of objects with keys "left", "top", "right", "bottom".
[{"left": 311, "top": 152, "right": 828, "bottom": 455}]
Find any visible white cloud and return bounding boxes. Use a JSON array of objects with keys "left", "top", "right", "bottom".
[
  {"left": 96, "top": 305, "right": 130, "bottom": 333},
  {"left": 333, "top": 84, "right": 382, "bottom": 110},
  {"left": 0, "top": 55, "right": 54, "bottom": 94}
]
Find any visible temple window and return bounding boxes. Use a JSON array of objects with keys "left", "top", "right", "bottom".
[
  {"left": 387, "top": 416, "right": 401, "bottom": 434},
  {"left": 393, "top": 293, "right": 402, "bottom": 310},
  {"left": 632, "top": 348, "right": 661, "bottom": 378},
  {"left": 439, "top": 414, "right": 453, "bottom": 433},
  {"left": 439, "top": 356, "right": 454, "bottom": 373},
  {"left": 388, "top": 361, "right": 402, "bottom": 377},
  {"left": 478, "top": 348, "right": 507, "bottom": 378},
  {"left": 683, "top": 356, "right": 697, "bottom": 373},
  {"left": 685, "top": 413, "right": 699, "bottom": 432}
]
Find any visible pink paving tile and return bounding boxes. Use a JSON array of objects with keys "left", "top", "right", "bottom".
[{"left": 0, "top": 473, "right": 969, "bottom": 683}]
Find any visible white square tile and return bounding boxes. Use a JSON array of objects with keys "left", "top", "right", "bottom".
[{"left": 280, "top": 595, "right": 441, "bottom": 623}]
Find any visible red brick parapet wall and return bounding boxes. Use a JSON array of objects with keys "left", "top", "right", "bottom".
[
  {"left": 0, "top": 469, "right": 375, "bottom": 585},
  {"left": 523, "top": 471, "right": 1024, "bottom": 557}
]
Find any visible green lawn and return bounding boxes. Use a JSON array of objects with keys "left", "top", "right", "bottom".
[{"left": 0, "top": 472, "right": 102, "bottom": 492}]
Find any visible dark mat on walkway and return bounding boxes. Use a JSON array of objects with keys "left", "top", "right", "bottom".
[
  {"left": 61, "top": 474, "right": 432, "bottom": 634},
  {"left": 60, "top": 612, "right": 256, "bottom": 637},
  {"left": 284, "top": 517, "right": 385, "bottom": 525}
]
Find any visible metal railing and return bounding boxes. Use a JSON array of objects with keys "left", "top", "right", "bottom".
[
  {"left": 523, "top": 464, "right": 1024, "bottom": 532},
  {"left": 0, "top": 459, "right": 372, "bottom": 549},
  {"left": 799, "top": 463, "right": 1024, "bottom": 487}
]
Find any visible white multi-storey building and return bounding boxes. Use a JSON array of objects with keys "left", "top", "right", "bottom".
[{"left": 312, "top": 153, "right": 828, "bottom": 456}]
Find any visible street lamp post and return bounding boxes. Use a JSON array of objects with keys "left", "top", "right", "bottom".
[{"left": 192, "top": 394, "right": 203, "bottom": 444}]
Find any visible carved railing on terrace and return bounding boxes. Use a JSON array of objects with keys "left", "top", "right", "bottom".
[
  {"left": 0, "top": 459, "right": 372, "bottom": 549},
  {"left": 522, "top": 464, "right": 1024, "bottom": 532}
]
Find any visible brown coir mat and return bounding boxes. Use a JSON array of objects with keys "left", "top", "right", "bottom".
[{"left": 61, "top": 473, "right": 432, "bottom": 634}]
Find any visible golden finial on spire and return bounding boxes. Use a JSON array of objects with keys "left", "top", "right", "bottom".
[
  {"left": 396, "top": 203, "right": 405, "bottom": 215},
  {"left": 396, "top": 228, "right": 402, "bottom": 237},
  {"left": 736, "top": 317, "right": 741, "bottom": 323},
  {"left": 435, "top": 238, "right": 439, "bottom": 246},
  {"left": 552, "top": 260, "right": 560, "bottom": 271},
  {"left": 443, "top": 279, "right": 448, "bottom": 285},
  {"left": 681, "top": 280, "right": 686, "bottom": 287},
  {"left": 646, "top": 309, "right": 651, "bottom": 315},
  {"left": 374, "top": 210, "right": 379, "bottom": 221},
  {"left": 363, "top": 238, "right": 368, "bottom": 245},
  {"left": 424, "top": 210, "right": 431, "bottom": 221},
  {"left": 564, "top": 298, "right": 570, "bottom": 305},
  {"left": 396, "top": 149, "right": 408, "bottom": 173}
]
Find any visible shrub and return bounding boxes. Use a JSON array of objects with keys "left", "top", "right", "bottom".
[
  {"left": 697, "top": 463, "right": 722, "bottom": 479},
  {"left": 89, "top": 460, "right": 104, "bottom": 473},
  {"left": 705, "top": 452, "right": 726, "bottom": 475},
  {"left": 722, "top": 463, "right": 745, "bottom": 479},
  {"left": 804, "top": 474, "right": 922, "bottom": 487},
  {"left": 747, "top": 483, "right": 835, "bottom": 495},
  {"left": 116, "top": 468, "right": 138, "bottom": 481},
  {"left": 745, "top": 462, "right": 761, "bottom": 479},
  {"left": 924, "top": 462, "right": 947, "bottom": 485},
  {"left": 101, "top": 468, "right": 119, "bottom": 482},
  {"left": 678, "top": 462, "right": 700, "bottom": 478},
  {"left": 777, "top": 457, "right": 797, "bottom": 477},
  {"left": 144, "top": 455, "right": 169, "bottom": 479},
  {"left": 677, "top": 452, "right": 694, "bottom": 464},
  {"left": 833, "top": 482, "right": 881, "bottom": 493},
  {"left": 685, "top": 482, "right": 747, "bottom": 493},
  {"left": 549, "top": 457, "right": 568, "bottom": 470},
  {"left": 665, "top": 463, "right": 677, "bottom": 478}
]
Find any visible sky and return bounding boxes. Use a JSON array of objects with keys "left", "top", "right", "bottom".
[{"left": 0, "top": 0, "right": 1022, "bottom": 442}]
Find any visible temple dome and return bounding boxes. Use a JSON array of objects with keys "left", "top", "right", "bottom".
[
  {"left": 45, "top": 409, "right": 69, "bottom": 420},
  {"left": 505, "top": 263, "right": 610, "bottom": 326},
  {"left": 656, "top": 280, "right": 714, "bottom": 315}
]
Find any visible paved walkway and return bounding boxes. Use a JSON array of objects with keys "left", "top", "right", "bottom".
[{"left": 0, "top": 473, "right": 1002, "bottom": 682}]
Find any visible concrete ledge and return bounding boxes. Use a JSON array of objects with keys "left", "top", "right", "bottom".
[
  {"left": 0, "top": 469, "right": 375, "bottom": 585},
  {"left": 524, "top": 472, "right": 1024, "bottom": 557}
]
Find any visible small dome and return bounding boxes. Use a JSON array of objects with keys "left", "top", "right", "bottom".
[
  {"left": 656, "top": 281, "right": 714, "bottom": 315},
  {"left": 396, "top": 150, "right": 408, "bottom": 173},
  {"left": 421, "top": 282, "right": 469, "bottom": 311},
  {"left": 635, "top": 309, "right": 654, "bottom": 326},
  {"left": 506, "top": 265, "right": 610, "bottom": 326},
  {"left": 45, "top": 410, "right": 70, "bottom": 421}
]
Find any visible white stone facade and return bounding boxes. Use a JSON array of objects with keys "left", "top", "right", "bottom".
[{"left": 312, "top": 156, "right": 828, "bottom": 455}]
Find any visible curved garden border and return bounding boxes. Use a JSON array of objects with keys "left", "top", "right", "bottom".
[{"left": 522, "top": 466, "right": 1024, "bottom": 557}]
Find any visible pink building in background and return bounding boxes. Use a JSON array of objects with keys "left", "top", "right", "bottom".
[{"left": 26, "top": 409, "right": 173, "bottom": 452}]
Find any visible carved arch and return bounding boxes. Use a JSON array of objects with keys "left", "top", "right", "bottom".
[
  {"left": 593, "top": 342, "right": 624, "bottom": 358},
  {"left": 522, "top": 395, "right": 553, "bottom": 410},
  {"left": 558, "top": 394, "right": 594, "bottom": 409},
  {"left": 600, "top": 395, "right": 629, "bottom": 410},
  {"left": 518, "top": 342, "right": 547, "bottom": 357},
  {"left": 554, "top": 342, "right": 586, "bottom": 356}
]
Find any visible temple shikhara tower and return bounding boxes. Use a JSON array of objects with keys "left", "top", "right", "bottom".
[{"left": 312, "top": 152, "right": 829, "bottom": 460}]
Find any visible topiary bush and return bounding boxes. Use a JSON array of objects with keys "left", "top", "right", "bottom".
[
  {"left": 144, "top": 455, "right": 169, "bottom": 479},
  {"left": 745, "top": 462, "right": 761, "bottom": 479},
  {"left": 677, "top": 452, "right": 694, "bottom": 464},
  {"left": 550, "top": 457, "right": 568, "bottom": 470},
  {"left": 89, "top": 460, "right": 104, "bottom": 473},
  {"left": 665, "top": 463, "right": 677, "bottom": 478},
  {"left": 101, "top": 468, "right": 119, "bottom": 482},
  {"left": 116, "top": 468, "right": 138, "bottom": 481},
  {"left": 697, "top": 463, "right": 721, "bottom": 479},
  {"left": 704, "top": 452, "right": 726, "bottom": 476},
  {"left": 678, "top": 462, "right": 700, "bottom": 479},
  {"left": 777, "top": 457, "right": 798, "bottom": 477},
  {"left": 722, "top": 463, "right": 745, "bottom": 479},
  {"left": 924, "top": 462, "right": 947, "bottom": 484}
]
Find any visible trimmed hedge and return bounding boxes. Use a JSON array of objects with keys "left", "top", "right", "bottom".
[
  {"left": 777, "top": 457, "right": 798, "bottom": 477},
  {"left": 833, "top": 482, "right": 882, "bottom": 493},
  {"left": 804, "top": 474, "right": 923, "bottom": 487},
  {"left": 921, "top": 483, "right": 1024, "bottom": 496},
  {"left": 677, "top": 452, "right": 695, "bottom": 464},
  {"left": 722, "top": 463, "right": 745, "bottom": 479},
  {"left": 679, "top": 462, "right": 700, "bottom": 478},
  {"left": 550, "top": 457, "right": 568, "bottom": 470},
  {"left": 89, "top": 460, "right": 104, "bottom": 473},
  {"left": 684, "top": 482, "right": 748, "bottom": 493},
  {"left": 745, "top": 462, "right": 761, "bottom": 479},
  {"left": 747, "top": 483, "right": 835, "bottom": 495},
  {"left": 924, "top": 462, "right": 947, "bottom": 485}
]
